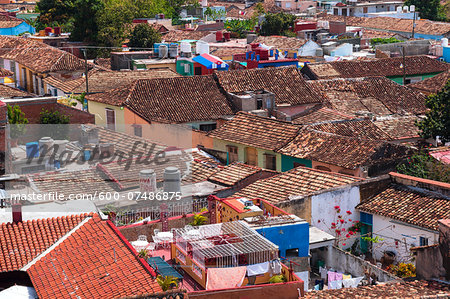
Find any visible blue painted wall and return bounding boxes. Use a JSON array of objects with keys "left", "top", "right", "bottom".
[
  {"left": 256, "top": 222, "right": 309, "bottom": 257},
  {"left": 281, "top": 155, "right": 312, "bottom": 172},
  {"left": 443, "top": 46, "right": 450, "bottom": 63},
  {"left": 0, "top": 22, "right": 35, "bottom": 36}
]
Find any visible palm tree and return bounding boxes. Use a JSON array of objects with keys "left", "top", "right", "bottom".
[
  {"left": 190, "top": 213, "right": 207, "bottom": 226},
  {"left": 157, "top": 275, "right": 179, "bottom": 291}
]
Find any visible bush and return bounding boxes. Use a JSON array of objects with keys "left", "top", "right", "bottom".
[{"left": 390, "top": 263, "right": 416, "bottom": 278}]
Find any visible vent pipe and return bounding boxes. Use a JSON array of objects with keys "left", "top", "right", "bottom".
[{"left": 139, "top": 169, "right": 157, "bottom": 193}]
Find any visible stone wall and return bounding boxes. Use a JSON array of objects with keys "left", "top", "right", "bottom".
[{"left": 329, "top": 246, "right": 399, "bottom": 283}]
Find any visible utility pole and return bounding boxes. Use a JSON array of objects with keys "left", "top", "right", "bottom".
[
  {"left": 411, "top": 8, "right": 416, "bottom": 39},
  {"left": 82, "top": 48, "right": 89, "bottom": 95},
  {"left": 82, "top": 48, "right": 89, "bottom": 112},
  {"left": 402, "top": 45, "right": 406, "bottom": 85}
]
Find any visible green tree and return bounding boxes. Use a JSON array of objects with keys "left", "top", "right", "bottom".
[
  {"left": 40, "top": 109, "right": 70, "bottom": 140},
  {"left": 260, "top": 12, "right": 296, "bottom": 36},
  {"left": 416, "top": 79, "right": 450, "bottom": 143},
  {"left": 70, "top": 0, "right": 104, "bottom": 42},
  {"left": 396, "top": 150, "right": 450, "bottom": 183},
  {"left": 404, "top": 0, "right": 446, "bottom": 21},
  {"left": 7, "top": 104, "right": 28, "bottom": 140},
  {"left": 190, "top": 213, "right": 207, "bottom": 226},
  {"left": 36, "top": 0, "right": 74, "bottom": 28},
  {"left": 128, "top": 24, "right": 161, "bottom": 49}
]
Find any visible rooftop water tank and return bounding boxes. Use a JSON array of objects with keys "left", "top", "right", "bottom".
[
  {"left": 442, "top": 38, "right": 449, "bottom": 47},
  {"left": 180, "top": 42, "right": 192, "bottom": 54},
  {"left": 169, "top": 43, "right": 179, "bottom": 58},
  {"left": 196, "top": 41, "right": 210, "bottom": 55},
  {"left": 159, "top": 44, "right": 168, "bottom": 58}
]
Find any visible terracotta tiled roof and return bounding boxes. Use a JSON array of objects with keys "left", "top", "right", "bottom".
[
  {"left": 214, "top": 66, "right": 323, "bottom": 106},
  {"left": 189, "top": 151, "right": 223, "bottom": 183},
  {"left": 30, "top": 168, "right": 115, "bottom": 196},
  {"left": 210, "top": 46, "right": 247, "bottom": 59},
  {"left": 373, "top": 116, "right": 420, "bottom": 140},
  {"left": 308, "top": 119, "right": 391, "bottom": 141},
  {"left": 27, "top": 215, "right": 162, "bottom": 298},
  {"left": 93, "top": 57, "right": 111, "bottom": 70},
  {"left": 0, "top": 83, "right": 33, "bottom": 98},
  {"left": 87, "top": 75, "right": 234, "bottom": 123},
  {"left": 0, "top": 14, "right": 24, "bottom": 28},
  {"left": 278, "top": 129, "right": 410, "bottom": 169},
  {"left": 409, "top": 70, "right": 450, "bottom": 96},
  {"left": 292, "top": 106, "right": 354, "bottom": 125},
  {"left": 253, "top": 36, "right": 307, "bottom": 50},
  {"left": 0, "top": 36, "right": 86, "bottom": 74},
  {"left": 0, "top": 67, "right": 13, "bottom": 77},
  {"left": 302, "top": 56, "right": 449, "bottom": 80},
  {"left": 320, "top": 15, "right": 450, "bottom": 36},
  {"left": 162, "top": 30, "right": 211, "bottom": 42},
  {"left": 304, "top": 280, "right": 450, "bottom": 298},
  {"left": 208, "top": 112, "right": 300, "bottom": 151},
  {"left": 307, "top": 77, "right": 427, "bottom": 116},
  {"left": 44, "top": 68, "right": 179, "bottom": 94},
  {"left": 208, "top": 162, "right": 261, "bottom": 186},
  {"left": 357, "top": 184, "right": 450, "bottom": 231},
  {"left": 233, "top": 166, "right": 361, "bottom": 204},
  {"left": 0, "top": 213, "right": 89, "bottom": 272}
]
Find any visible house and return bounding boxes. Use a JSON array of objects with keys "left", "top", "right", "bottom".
[
  {"left": 191, "top": 53, "right": 229, "bottom": 75},
  {"left": 291, "top": 106, "right": 354, "bottom": 125},
  {"left": 85, "top": 75, "right": 234, "bottom": 146},
  {"left": 0, "top": 14, "right": 35, "bottom": 36},
  {"left": 372, "top": 116, "right": 422, "bottom": 144},
  {"left": 319, "top": 14, "right": 450, "bottom": 40},
  {"left": 301, "top": 56, "right": 449, "bottom": 85},
  {"left": 0, "top": 213, "right": 164, "bottom": 298},
  {"left": 0, "top": 36, "right": 87, "bottom": 94},
  {"left": 356, "top": 172, "right": 450, "bottom": 263},
  {"left": 411, "top": 219, "right": 449, "bottom": 280},
  {"left": 278, "top": 128, "right": 411, "bottom": 177},
  {"left": 0, "top": 83, "right": 33, "bottom": 98},
  {"left": 162, "top": 30, "right": 212, "bottom": 43},
  {"left": 214, "top": 67, "right": 323, "bottom": 116},
  {"left": 274, "top": 0, "right": 316, "bottom": 12},
  {"left": 330, "top": 1, "right": 404, "bottom": 18},
  {"left": 305, "top": 77, "right": 427, "bottom": 117},
  {"left": 409, "top": 69, "right": 450, "bottom": 95},
  {"left": 251, "top": 36, "right": 319, "bottom": 59},
  {"left": 207, "top": 112, "right": 301, "bottom": 171},
  {"left": 43, "top": 67, "right": 179, "bottom": 96},
  {"left": 233, "top": 49, "right": 299, "bottom": 69},
  {"left": 304, "top": 280, "right": 450, "bottom": 298}
]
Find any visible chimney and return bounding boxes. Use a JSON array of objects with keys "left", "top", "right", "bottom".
[
  {"left": 163, "top": 167, "right": 181, "bottom": 194},
  {"left": 139, "top": 169, "right": 157, "bottom": 193},
  {"left": 12, "top": 203, "right": 22, "bottom": 223}
]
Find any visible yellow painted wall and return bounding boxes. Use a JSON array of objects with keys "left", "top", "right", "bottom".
[
  {"left": 87, "top": 101, "right": 125, "bottom": 131},
  {"left": 145, "top": 62, "right": 177, "bottom": 72},
  {"left": 311, "top": 161, "right": 363, "bottom": 178},
  {"left": 212, "top": 139, "right": 282, "bottom": 171}
]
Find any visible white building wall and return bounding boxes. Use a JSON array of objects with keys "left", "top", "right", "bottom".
[
  {"left": 371, "top": 214, "right": 439, "bottom": 264},
  {"left": 298, "top": 40, "right": 320, "bottom": 57},
  {"left": 310, "top": 185, "right": 361, "bottom": 248}
]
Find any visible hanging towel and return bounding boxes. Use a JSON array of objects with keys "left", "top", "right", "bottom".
[
  {"left": 206, "top": 266, "right": 247, "bottom": 290},
  {"left": 327, "top": 271, "right": 337, "bottom": 282},
  {"left": 343, "top": 276, "right": 364, "bottom": 288},
  {"left": 319, "top": 266, "right": 327, "bottom": 279},
  {"left": 335, "top": 280, "right": 343, "bottom": 289},
  {"left": 343, "top": 274, "right": 351, "bottom": 280},
  {"left": 335, "top": 273, "right": 343, "bottom": 281},
  {"left": 269, "top": 259, "right": 282, "bottom": 275},
  {"left": 246, "top": 262, "right": 269, "bottom": 276},
  {"left": 294, "top": 271, "right": 309, "bottom": 293},
  {"left": 328, "top": 280, "right": 337, "bottom": 289}
]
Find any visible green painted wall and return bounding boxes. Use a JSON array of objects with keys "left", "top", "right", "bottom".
[
  {"left": 176, "top": 59, "right": 194, "bottom": 76},
  {"left": 281, "top": 155, "right": 312, "bottom": 172},
  {"left": 212, "top": 139, "right": 282, "bottom": 171},
  {"left": 388, "top": 72, "right": 442, "bottom": 85}
]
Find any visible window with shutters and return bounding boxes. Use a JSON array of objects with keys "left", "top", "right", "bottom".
[
  {"left": 245, "top": 147, "right": 257, "bottom": 166},
  {"left": 265, "top": 154, "right": 276, "bottom": 170},
  {"left": 105, "top": 108, "right": 116, "bottom": 131}
]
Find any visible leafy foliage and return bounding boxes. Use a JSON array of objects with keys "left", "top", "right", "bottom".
[
  {"left": 224, "top": 19, "right": 257, "bottom": 38},
  {"left": 156, "top": 275, "right": 179, "bottom": 291},
  {"left": 404, "top": 0, "right": 447, "bottom": 21},
  {"left": 40, "top": 109, "right": 70, "bottom": 140},
  {"left": 138, "top": 249, "right": 149, "bottom": 258},
  {"left": 128, "top": 24, "right": 162, "bottom": 50},
  {"left": 396, "top": 150, "right": 450, "bottom": 183},
  {"left": 269, "top": 274, "right": 287, "bottom": 283},
  {"left": 190, "top": 213, "right": 207, "bottom": 226},
  {"left": 7, "top": 104, "right": 28, "bottom": 139},
  {"left": 416, "top": 79, "right": 450, "bottom": 144},
  {"left": 370, "top": 37, "right": 401, "bottom": 46},
  {"left": 260, "top": 12, "right": 296, "bottom": 36},
  {"left": 390, "top": 263, "right": 416, "bottom": 278}
]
